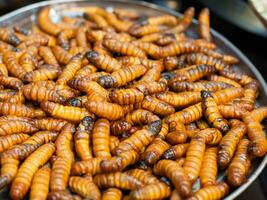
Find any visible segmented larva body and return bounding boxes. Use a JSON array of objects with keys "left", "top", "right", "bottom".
[
  {"left": 102, "top": 188, "right": 123, "bottom": 200},
  {"left": 218, "top": 122, "right": 247, "bottom": 169},
  {"left": 38, "top": 46, "right": 59, "bottom": 67},
  {"left": 243, "top": 107, "right": 267, "bottom": 157},
  {"left": 92, "top": 119, "right": 111, "bottom": 158},
  {"left": 98, "top": 64, "right": 147, "bottom": 88},
  {"left": 201, "top": 91, "right": 230, "bottom": 133},
  {"left": 199, "top": 147, "right": 218, "bottom": 187},
  {"left": 56, "top": 53, "right": 83, "bottom": 85},
  {"left": 109, "top": 88, "right": 144, "bottom": 105},
  {"left": 103, "top": 39, "right": 146, "bottom": 58},
  {"left": 198, "top": 8, "right": 211, "bottom": 42},
  {"left": 188, "top": 182, "right": 229, "bottom": 200},
  {"left": 0, "top": 134, "right": 29, "bottom": 153},
  {"left": 130, "top": 182, "right": 171, "bottom": 200},
  {"left": 41, "top": 101, "right": 93, "bottom": 122},
  {"left": 93, "top": 172, "right": 144, "bottom": 190},
  {"left": 10, "top": 143, "right": 55, "bottom": 200},
  {"left": 29, "top": 165, "right": 51, "bottom": 200},
  {"left": 85, "top": 101, "right": 124, "bottom": 121},
  {"left": 227, "top": 139, "right": 251, "bottom": 187},
  {"left": 69, "top": 176, "right": 101, "bottom": 200},
  {"left": 0, "top": 120, "right": 38, "bottom": 136},
  {"left": 153, "top": 160, "right": 192, "bottom": 197},
  {"left": 86, "top": 51, "right": 121, "bottom": 72},
  {"left": 141, "top": 138, "right": 170, "bottom": 165}
]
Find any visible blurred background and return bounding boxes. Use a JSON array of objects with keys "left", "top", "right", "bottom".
[{"left": 0, "top": 0, "right": 266, "bottom": 199}]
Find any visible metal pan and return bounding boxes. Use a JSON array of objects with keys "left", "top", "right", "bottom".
[{"left": 0, "top": 0, "right": 266, "bottom": 199}]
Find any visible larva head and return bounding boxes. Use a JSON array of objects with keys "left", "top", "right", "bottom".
[
  {"left": 0, "top": 175, "right": 9, "bottom": 190},
  {"left": 12, "top": 46, "right": 20, "bottom": 52},
  {"left": 218, "top": 152, "right": 230, "bottom": 170},
  {"left": 200, "top": 90, "right": 212, "bottom": 99},
  {"left": 221, "top": 123, "right": 230, "bottom": 133},
  {"left": 136, "top": 15, "right": 148, "bottom": 25},
  {"left": 85, "top": 51, "right": 99, "bottom": 60},
  {"left": 248, "top": 140, "right": 267, "bottom": 157},
  {"left": 227, "top": 167, "right": 246, "bottom": 187},
  {"left": 9, "top": 34, "right": 21, "bottom": 46},
  {"left": 82, "top": 116, "right": 95, "bottom": 131},
  {"left": 67, "top": 97, "right": 82, "bottom": 107},
  {"left": 98, "top": 75, "right": 115, "bottom": 88},
  {"left": 161, "top": 72, "right": 176, "bottom": 81},
  {"left": 159, "top": 176, "right": 172, "bottom": 186},
  {"left": 163, "top": 33, "right": 176, "bottom": 39},
  {"left": 135, "top": 160, "right": 149, "bottom": 170},
  {"left": 116, "top": 121, "right": 132, "bottom": 132},
  {"left": 109, "top": 90, "right": 118, "bottom": 100},
  {"left": 161, "top": 149, "right": 175, "bottom": 160},
  {"left": 148, "top": 120, "right": 162, "bottom": 135}
]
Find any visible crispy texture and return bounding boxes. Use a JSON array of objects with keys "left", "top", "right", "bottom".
[
  {"left": 39, "top": 46, "right": 59, "bottom": 66},
  {"left": 0, "top": 134, "right": 29, "bottom": 153},
  {"left": 199, "top": 147, "right": 218, "bottom": 187},
  {"left": 23, "top": 68, "right": 60, "bottom": 82},
  {"left": 0, "top": 5, "right": 265, "bottom": 199},
  {"left": 141, "top": 138, "right": 170, "bottom": 165},
  {"left": 0, "top": 75, "right": 24, "bottom": 90},
  {"left": 3, "top": 52, "right": 27, "bottom": 79},
  {"left": 41, "top": 101, "right": 92, "bottom": 122},
  {"left": 218, "top": 122, "right": 247, "bottom": 169},
  {"left": 110, "top": 121, "right": 132, "bottom": 136},
  {"left": 170, "top": 81, "right": 232, "bottom": 92},
  {"left": 227, "top": 139, "right": 251, "bottom": 187},
  {"left": 243, "top": 107, "right": 267, "bottom": 157},
  {"left": 20, "top": 45, "right": 38, "bottom": 72},
  {"left": 153, "top": 160, "right": 191, "bottom": 197},
  {"left": 50, "top": 156, "right": 72, "bottom": 192},
  {"left": 103, "top": 39, "right": 146, "bottom": 58},
  {"left": 74, "top": 116, "right": 94, "bottom": 160},
  {"left": 85, "top": 101, "right": 124, "bottom": 120},
  {"left": 109, "top": 136, "right": 120, "bottom": 153},
  {"left": 125, "top": 169, "right": 159, "bottom": 185},
  {"left": 114, "top": 120, "right": 162, "bottom": 154},
  {"left": 125, "top": 109, "right": 160, "bottom": 125},
  {"left": 92, "top": 119, "right": 111, "bottom": 158},
  {"left": 142, "top": 95, "right": 175, "bottom": 116},
  {"left": 198, "top": 8, "right": 211, "bottom": 42},
  {"left": 156, "top": 91, "right": 201, "bottom": 108},
  {"left": 130, "top": 182, "right": 171, "bottom": 200},
  {"left": 23, "top": 84, "right": 65, "bottom": 103},
  {"left": 188, "top": 182, "right": 229, "bottom": 200},
  {"left": 56, "top": 53, "right": 83, "bottom": 85},
  {"left": 69, "top": 176, "right": 101, "bottom": 200},
  {"left": 109, "top": 88, "right": 144, "bottom": 105},
  {"left": 33, "top": 118, "right": 67, "bottom": 131},
  {"left": 183, "top": 137, "right": 206, "bottom": 183},
  {"left": 86, "top": 51, "right": 121, "bottom": 72},
  {"left": 71, "top": 158, "right": 103, "bottom": 176},
  {"left": 10, "top": 143, "right": 55, "bottom": 200},
  {"left": 98, "top": 64, "right": 147, "bottom": 88},
  {"left": 38, "top": 7, "right": 62, "bottom": 35},
  {"left": 93, "top": 172, "right": 144, "bottom": 190},
  {"left": 201, "top": 91, "right": 230, "bottom": 133},
  {"left": 0, "top": 120, "right": 38, "bottom": 136},
  {"left": 102, "top": 188, "right": 122, "bottom": 200},
  {"left": 100, "top": 150, "right": 139, "bottom": 172},
  {"left": 30, "top": 165, "right": 51, "bottom": 200},
  {"left": 166, "top": 130, "right": 197, "bottom": 144},
  {"left": 162, "top": 143, "right": 189, "bottom": 160}
]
